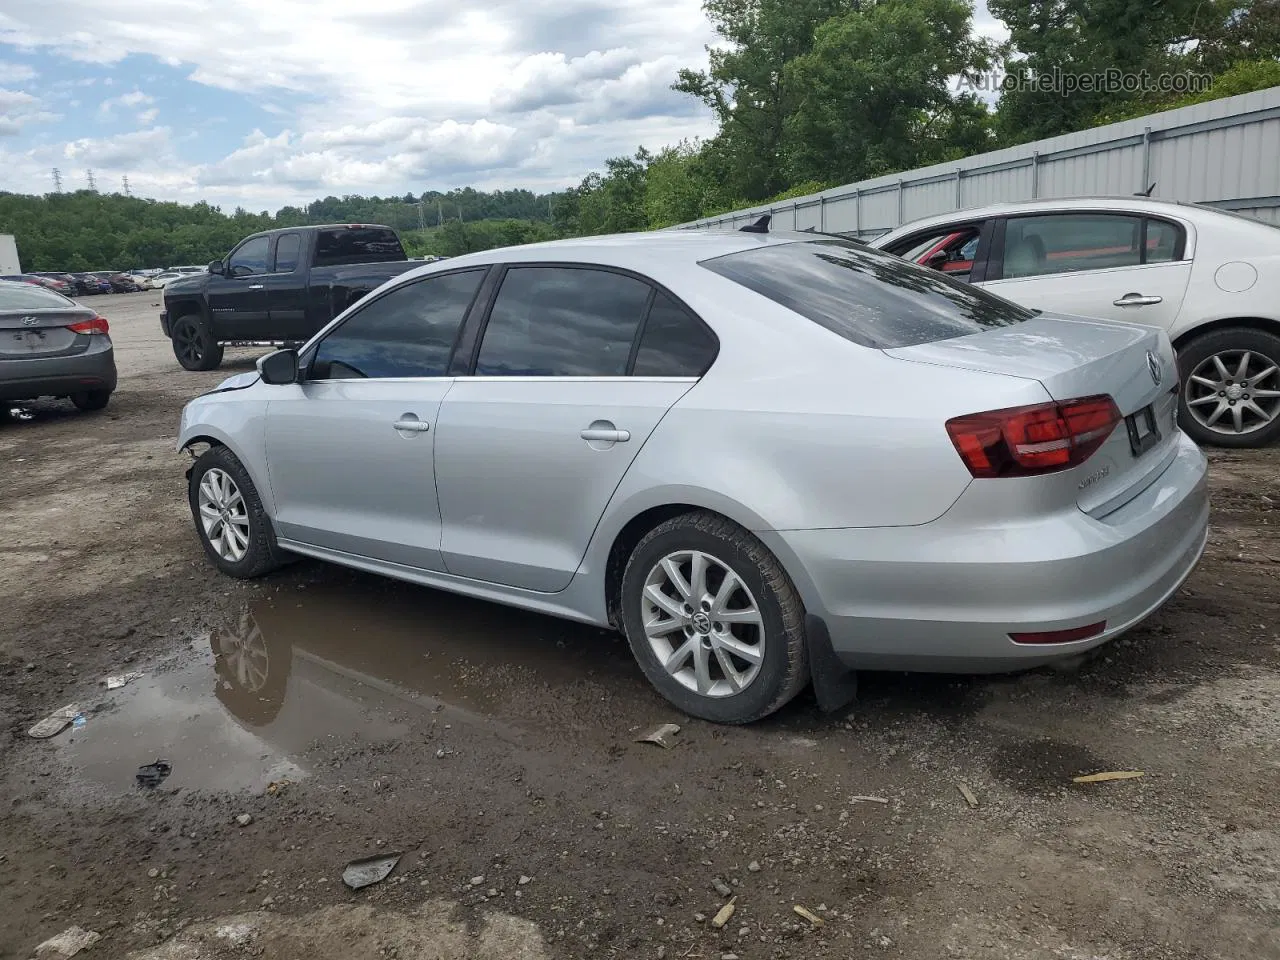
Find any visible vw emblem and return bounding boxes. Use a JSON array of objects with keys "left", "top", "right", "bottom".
[
  {"left": 1146, "top": 350, "right": 1162, "bottom": 386},
  {"left": 691, "top": 611, "right": 713, "bottom": 634},
  {"left": 20, "top": 316, "right": 38, "bottom": 326}
]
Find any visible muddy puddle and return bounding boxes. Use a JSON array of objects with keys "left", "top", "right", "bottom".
[{"left": 54, "top": 576, "right": 643, "bottom": 794}]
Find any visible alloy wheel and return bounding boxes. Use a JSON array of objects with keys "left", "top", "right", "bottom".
[
  {"left": 175, "top": 322, "right": 203, "bottom": 367},
  {"left": 1184, "top": 349, "right": 1280, "bottom": 437},
  {"left": 641, "top": 550, "right": 765, "bottom": 697},
  {"left": 197, "top": 467, "right": 252, "bottom": 563}
]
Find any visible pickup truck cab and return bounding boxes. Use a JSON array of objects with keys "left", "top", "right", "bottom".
[{"left": 161, "top": 224, "right": 417, "bottom": 370}]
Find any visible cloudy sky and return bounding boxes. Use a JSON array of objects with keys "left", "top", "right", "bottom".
[{"left": 0, "top": 1, "right": 1009, "bottom": 212}]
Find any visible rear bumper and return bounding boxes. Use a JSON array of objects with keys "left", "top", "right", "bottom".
[
  {"left": 772, "top": 432, "right": 1210, "bottom": 673},
  {"left": 160, "top": 311, "right": 170, "bottom": 337},
  {"left": 0, "top": 339, "right": 117, "bottom": 401}
]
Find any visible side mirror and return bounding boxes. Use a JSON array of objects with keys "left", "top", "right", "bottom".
[
  {"left": 208, "top": 260, "right": 225, "bottom": 275},
  {"left": 257, "top": 348, "right": 298, "bottom": 385},
  {"left": 924, "top": 250, "right": 949, "bottom": 271}
]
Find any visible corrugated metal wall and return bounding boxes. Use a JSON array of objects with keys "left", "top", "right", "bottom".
[{"left": 677, "top": 86, "right": 1280, "bottom": 236}]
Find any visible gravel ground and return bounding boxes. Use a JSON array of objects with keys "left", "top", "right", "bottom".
[{"left": 2, "top": 291, "right": 1278, "bottom": 959}]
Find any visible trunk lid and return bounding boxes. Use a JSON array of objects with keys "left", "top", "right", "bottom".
[
  {"left": 885, "top": 313, "right": 1180, "bottom": 517},
  {"left": 0, "top": 307, "right": 97, "bottom": 360}
]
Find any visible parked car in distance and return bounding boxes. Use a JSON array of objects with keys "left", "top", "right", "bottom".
[
  {"left": 72, "top": 272, "right": 113, "bottom": 295},
  {"left": 32, "top": 272, "right": 98, "bottom": 297},
  {"left": 872, "top": 197, "right": 1280, "bottom": 448},
  {"left": 147, "top": 271, "right": 190, "bottom": 290},
  {"left": 87, "top": 271, "right": 140, "bottom": 293},
  {"left": 161, "top": 223, "right": 417, "bottom": 370},
  {"left": 177, "top": 230, "right": 1208, "bottom": 724},
  {"left": 0, "top": 279, "right": 116, "bottom": 411},
  {"left": 4, "top": 274, "right": 75, "bottom": 296}
]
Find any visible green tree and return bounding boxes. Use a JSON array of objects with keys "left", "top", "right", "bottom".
[
  {"left": 987, "top": 0, "right": 1280, "bottom": 145},
  {"left": 674, "top": 0, "right": 861, "bottom": 201},
  {"left": 785, "top": 0, "right": 994, "bottom": 185},
  {"left": 1094, "top": 58, "right": 1280, "bottom": 124}
]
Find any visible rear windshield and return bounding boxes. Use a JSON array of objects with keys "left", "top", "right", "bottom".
[
  {"left": 700, "top": 239, "right": 1035, "bottom": 349},
  {"left": 0, "top": 282, "right": 73, "bottom": 309},
  {"left": 313, "top": 227, "right": 407, "bottom": 267}
]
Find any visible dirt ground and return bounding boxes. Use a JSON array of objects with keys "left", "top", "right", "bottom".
[{"left": 2, "top": 290, "right": 1278, "bottom": 960}]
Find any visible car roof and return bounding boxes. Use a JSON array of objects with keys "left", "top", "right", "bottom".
[
  {"left": 422, "top": 228, "right": 818, "bottom": 272},
  {"left": 246, "top": 223, "right": 400, "bottom": 239},
  {"left": 874, "top": 195, "right": 1237, "bottom": 240}
]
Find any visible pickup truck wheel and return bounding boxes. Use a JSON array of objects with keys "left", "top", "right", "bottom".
[{"left": 172, "top": 315, "right": 224, "bottom": 371}]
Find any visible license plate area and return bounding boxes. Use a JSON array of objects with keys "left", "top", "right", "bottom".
[{"left": 1125, "top": 404, "right": 1161, "bottom": 457}]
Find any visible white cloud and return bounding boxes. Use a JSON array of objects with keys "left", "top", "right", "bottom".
[
  {"left": 0, "top": 0, "right": 723, "bottom": 208},
  {"left": 0, "top": 87, "right": 35, "bottom": 112},
  {"left": 97, "top": 87, "right": 154, "bottom": 119},
  {"left": 0, "top": 59, "right": 36, "bottom": 81},
  {"left": 0, "top": 85, "right": 57, "bottom": 135},
  {"left": 64, "top": 126, "right": 173, "bottom": 166}
]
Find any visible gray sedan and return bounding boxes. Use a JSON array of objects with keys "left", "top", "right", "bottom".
[
  {"left": 177, "top": 230, "right": 1209, "bottom": 723},
  {"left": 0, "top": 280, "right": 117, "bottom": 411}
]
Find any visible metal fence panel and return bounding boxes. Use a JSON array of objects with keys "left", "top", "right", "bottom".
[{"left": 678, "top": 86, "right": 1280, "bottom": 237}]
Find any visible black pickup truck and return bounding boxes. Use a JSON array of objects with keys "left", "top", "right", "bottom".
[{"left": 161, "top": 224, "right": 418, "bottom": 370}]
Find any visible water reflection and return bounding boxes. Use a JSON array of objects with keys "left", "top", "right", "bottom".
[{"left": 56, "top": 578, "right": 637, "bottom": 793}]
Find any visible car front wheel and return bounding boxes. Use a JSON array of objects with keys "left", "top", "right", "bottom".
[
  {"left": 171, "top": 315, "right": 224, "bottom": 371},
  {"left": 188, "top": 446, "right": 285, "bottom": 578},
  {"left": 620, "top": 510, "right": 809, "bottom": 724},
  {"left": 1177, "top": 327, "right": 1280, "bottom": 448}
]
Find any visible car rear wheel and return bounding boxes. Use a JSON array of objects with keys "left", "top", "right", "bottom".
[
  {"left": 172, "top": 315, "right": 224, "bottom": 371},
  {"left": 189, "top": 446, "right": 285, "bottom": 578},
  {"left": 620, "top": 510, "right": 809, "bottom": 724},
  {"left": 1177, "top": 327, "right": 1280, "bottom": 448},
  {"left": 70, "top": 389, "right": 110, "bottom": 412}
]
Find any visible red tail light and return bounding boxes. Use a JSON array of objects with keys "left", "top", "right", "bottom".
[
  {"left": 946, "top": 395, "right": 1120, "bottom": 478},
  {"left": 68, "top": 316, "right": 110, "bottom": 335}
]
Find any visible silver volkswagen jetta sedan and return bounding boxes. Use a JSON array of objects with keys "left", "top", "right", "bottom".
[{"left": 177, "top": 230, "right": 1209, "bottom": 724}]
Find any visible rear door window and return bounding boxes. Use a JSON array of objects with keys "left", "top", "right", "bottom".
[
  {"left": 700, "top": 239, "right": 1033, "bottom": 349},
  {"left": 273, "top": 234, "right": 301, "bottom": 273},
  {"left": 313, "top": 227, "right": 406, "bottom": 267},
  {"left": 474, "top": 267, "right": 651, "bottom": 376},
  {"left": 999, "top": 213, "right": 1185, "bottom": 279}
]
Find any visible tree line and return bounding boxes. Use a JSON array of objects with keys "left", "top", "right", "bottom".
[{"left": 3, "top": 0, "right": 1277, "bottom": 272}]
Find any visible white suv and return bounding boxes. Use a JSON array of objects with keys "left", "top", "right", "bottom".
[{"left": 873, "top": 197, "right": 1280, "bottom": 448}]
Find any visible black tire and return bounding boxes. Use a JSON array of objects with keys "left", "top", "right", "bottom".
[
  {"left": 70, "top": 389, "right": 110, "bottom": 412},
  {"left": 188, "top": 446, "right": 285, "bottom": 578},
  {"left": 1176, "top": 326, "right": 1280, "bottom": 448},
  {"left": 171, "top": 314, "right": 224, "bottom": 371},
  {"left": 620, "top": 510, "right": 809, "bottom": 724}
]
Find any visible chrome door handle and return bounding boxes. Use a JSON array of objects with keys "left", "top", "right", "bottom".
[
  {"left": 247, "top": 283, "right": 265, "bottom": 290},
  {"left": 393, "top": 419, "right": 430, "bottom": 433},
  {"left": 1114, "top": 293, "right": 1162, "bottom": 306},
  {"left": 580, "top": 427, "right": 630, "bottom": 443}
]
